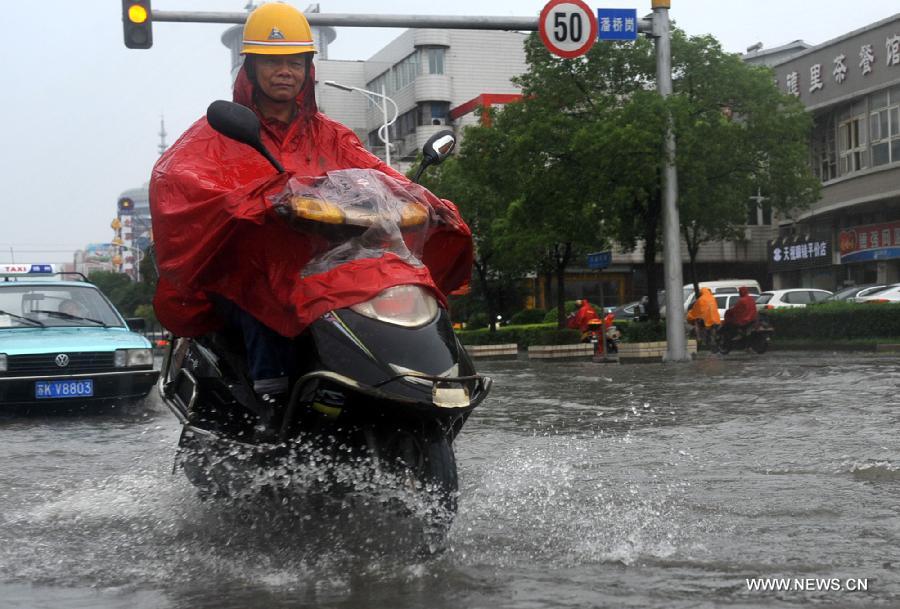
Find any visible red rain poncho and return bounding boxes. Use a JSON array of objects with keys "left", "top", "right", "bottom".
[
  {"left": 567, "top": 300, "right": 600, "bottom": 333},
  {"left": 150, "top": 62, "right": 473, "bottom": 337},
  {"left": 723, "top": 287, "right": 758, "bottom": 326}
]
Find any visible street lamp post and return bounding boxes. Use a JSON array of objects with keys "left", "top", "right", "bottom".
[{"left": 324, "top": 80, "right": 399, "bottom": 166}]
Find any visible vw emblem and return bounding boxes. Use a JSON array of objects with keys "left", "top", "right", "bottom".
[{"left": 55, "top": 354, "right": 70, "bottom": 368}]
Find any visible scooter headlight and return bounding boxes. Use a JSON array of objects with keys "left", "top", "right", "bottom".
[{"left": 350, "top": 285, "right": 439, "bottom": 327}]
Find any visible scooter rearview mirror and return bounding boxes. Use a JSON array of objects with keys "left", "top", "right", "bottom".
[
  {"left": 423, "top": 130, "right": 456, "bottom": 164},
  {"left": 412, "top": 129, "right": 456, "bottom": 183},
  {"left": 206, "top": 100, "right": 285, "bottom": 173}
]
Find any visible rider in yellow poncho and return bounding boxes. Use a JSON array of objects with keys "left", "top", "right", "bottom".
[{"left": 686, "top": 287, "right": 721, "bottom": 348}]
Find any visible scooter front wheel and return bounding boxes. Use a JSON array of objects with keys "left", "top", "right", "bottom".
[{"left": 371, "top": 425, "right": 458, "bottom": 525}]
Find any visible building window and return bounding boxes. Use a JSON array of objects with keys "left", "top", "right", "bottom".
[
  {"left": 812, "top": 112, "right": 837, "bottom": 182},
  {"left": 365, "top": 72, "right": 389, "bottom": 110},
  {"left": 425, "top": 47, "right": 445, "bottom": 75},
  {"left": 838, "top": 102, "right": 867, "bottom": 175},
  {"left": 393, "top": 52, "right": 420, "bottom": 91},
  {"left": 870, "top": 85, "right": 900, "bottom": 167}
]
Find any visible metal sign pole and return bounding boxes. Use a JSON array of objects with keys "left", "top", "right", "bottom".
[{"left": 650, "top": 0, "right": 689, "bottom": 362}]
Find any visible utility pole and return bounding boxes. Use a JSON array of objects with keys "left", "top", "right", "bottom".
[{"left": 650, "top": 0, "right": 689, "bottom": 362}]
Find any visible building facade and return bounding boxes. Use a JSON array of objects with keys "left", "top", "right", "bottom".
[{"left": 770, "top": 13, "right": 900, "bottom": 290}]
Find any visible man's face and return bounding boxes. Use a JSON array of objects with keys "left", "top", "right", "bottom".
[{"left": 253, "top": 54, "right": 308, "bottom": 102}]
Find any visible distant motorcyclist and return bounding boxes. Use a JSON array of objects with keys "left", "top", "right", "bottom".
[
  {"left": 721, "top": 286, "right": 758, "bottom": 342},
  {"left": 150, "top": 3, "right": 472, "bottom": 404},
  {"left": 567, "top": 299, "right": 600, "bottom": 341},
  {"left": 686, "top": 287, "right": 720, "bottom": 348}
]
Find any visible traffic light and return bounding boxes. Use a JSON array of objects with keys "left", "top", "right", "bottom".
[
  {"left": 118, "top": 197, "right": 135, "bottom": 213},
  {"left": 122, "top": 0, "right": 153, "bottom": 49}
]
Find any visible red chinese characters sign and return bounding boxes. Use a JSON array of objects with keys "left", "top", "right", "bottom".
[{"left": 838, "top": 221, "right": 900, "bottom": 263}]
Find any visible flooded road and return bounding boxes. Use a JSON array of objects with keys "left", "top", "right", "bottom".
[{"left": 1, "top": 351, "right": 898, "bottom": 608}]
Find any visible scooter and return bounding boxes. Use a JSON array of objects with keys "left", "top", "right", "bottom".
[
  {"left": 157, "top": 101, "right": 491, "bottom": 530},
  {"left": 716, "top": 317, "right": 774, "bottom": 354}
]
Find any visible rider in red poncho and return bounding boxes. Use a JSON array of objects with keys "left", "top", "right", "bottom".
[
  {"left": 567, "top": 300, "right": 600, "bottom": 340},
  {"left": 150, "top": 3, "right": 472, "bottom": 399},
  {"left": 722, "top": 286, "right": 758, "bottom": 342}
]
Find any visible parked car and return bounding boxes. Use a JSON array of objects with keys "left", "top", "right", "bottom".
[
  {"left": 660, "top": 280, "right": 761, "bottom": 318},
  {"left": 827, "top": 284, "right": 887, "bottom": 302},
  {"left": 0, "top": 264, "right": 159, "bottom": 408},
  {"left": 609, "top": 300, "right": 642, "bottom": 321},
  {"left": 755, "top": 288, "right": 833, "bottom": 310},
  {"left": 854, "top": 283, "right": 900, "bottom": 303},
  {"left": 714, "top": 293, "right": 758, "bottom": 319}
]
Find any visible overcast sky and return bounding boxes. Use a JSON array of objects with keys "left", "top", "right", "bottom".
[{"left": 0, "top": 1, "right": 895, "bottom": 264}]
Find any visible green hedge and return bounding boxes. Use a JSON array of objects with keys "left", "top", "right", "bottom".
[
  {"left": 619, "top": 320, "right": 666, "bottom": 343},
  {"left": 509, "top": 308, "right": 547, "bottom": 325},
  {"left": 457, "top": 322, "right": 581, "bottom": 347},
  {"left": 767, "top": 302, "right": 900, "bottom": 339}
]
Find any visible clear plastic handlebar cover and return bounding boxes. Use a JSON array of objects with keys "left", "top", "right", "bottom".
[{"left": 271, "top": 169, "right": 439, "bottom": 277}]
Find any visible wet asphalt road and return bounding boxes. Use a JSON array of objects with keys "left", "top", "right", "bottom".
[{"left": 1, "top": 350, "right": 898, "bottom": 609}]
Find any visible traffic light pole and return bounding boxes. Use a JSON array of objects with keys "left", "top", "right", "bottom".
[
  {"left": 648, "top": 0, "right": 689, "bottom": 362},
  {"left": 151, "top": 11, "right": 538, "bottom": 30}
]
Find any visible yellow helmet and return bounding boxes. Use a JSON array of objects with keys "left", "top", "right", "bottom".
[{"left": 241, "top": 2, "right": 316, "bottom": 56}]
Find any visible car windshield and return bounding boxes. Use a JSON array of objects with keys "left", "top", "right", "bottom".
[
  {"left": 831, "top": 285, "right": 867, "bottom": 300},
  {"left": 756, "top": 293, "right": 773, "bottom": 304},
  {"left": 860, "top": 283, "right": 900, "bottom": 297},
  {"left": 0, "top": 284, "right": 123, "bottom": 328}
]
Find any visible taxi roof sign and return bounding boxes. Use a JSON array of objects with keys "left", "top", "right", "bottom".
[{"left": 0, "top": 263, "right": 56, "bottom": 277}]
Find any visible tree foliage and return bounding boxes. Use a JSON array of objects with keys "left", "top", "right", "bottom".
[{"left": 438, "top": 29, "right": 818, "bottom": 324}]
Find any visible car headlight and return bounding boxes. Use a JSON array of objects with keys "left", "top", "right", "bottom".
[
  {"left": 114, "top": 348, "right": 153, "bottom": 368},
  {"left": 0, "top": 354, "right": 6, "bottom": 372},
  {"left": 350, "top": 285, "right": 439, "bottom": 327}
]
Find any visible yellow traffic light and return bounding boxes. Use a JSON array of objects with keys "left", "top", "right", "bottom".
[
  {"left": 127, "top": 4, "right": 148, "bottom": 23},
  {"left": 122, "top": 0, "right": 153, "bottom": 49}
]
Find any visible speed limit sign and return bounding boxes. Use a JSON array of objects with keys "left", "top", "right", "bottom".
[{"left": 538, "top": 0, "right": 598, "bottom": 59}]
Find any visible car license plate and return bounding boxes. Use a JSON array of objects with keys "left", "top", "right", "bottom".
[{"left": 35, "top": 379, "right": 94, "bottom": 399}]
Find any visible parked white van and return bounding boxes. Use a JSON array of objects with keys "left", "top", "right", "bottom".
[{"left": 659, "top": 279, "right": 761, "bottom": 318}]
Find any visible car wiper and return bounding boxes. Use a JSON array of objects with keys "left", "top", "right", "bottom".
[
  {"left": 0, "top": 309, "right": 45, "bottom": 327},
  {"left": 29, "top": 309, "right": 108, "bottom": 327}
]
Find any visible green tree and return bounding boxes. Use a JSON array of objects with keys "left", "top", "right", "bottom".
[{"left": 670, "top": 33, "right": 820, "bottom": 294}]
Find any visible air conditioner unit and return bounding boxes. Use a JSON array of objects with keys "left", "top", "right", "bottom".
[{"left": 431, "top": 117, "right": 446, "bottom": 126}]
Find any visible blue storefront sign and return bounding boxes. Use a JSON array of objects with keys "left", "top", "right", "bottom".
[{"left": 597, "top": 9, "right": 638, "bottom": 41}]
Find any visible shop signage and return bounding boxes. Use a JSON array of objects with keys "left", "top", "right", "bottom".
[
  {"left": 838, "top": 221, "right": 900, "bottom": 263},
  {"left": 768, "top": 236, "right": 833, "bottom": 271},
  {"left": 772, "top": 16, "right": 900, "bottom": 107}
]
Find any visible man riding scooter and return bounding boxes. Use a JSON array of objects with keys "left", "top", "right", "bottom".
[
  {"left": 150, "top": 3, "right": 473, "bottom": 410},
  {"left": 721, "top": 286, "right": 758, "bottom": 343}
]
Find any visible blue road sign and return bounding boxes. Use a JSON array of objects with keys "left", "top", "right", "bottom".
[
  {"left": 597, "top": 9, "right": 638, "bottom": 41},
  {"left": 587, "top": 251, "right": 612, "bottom": 270}
]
